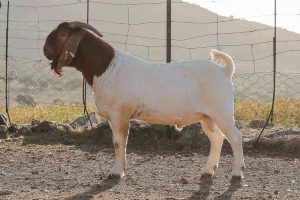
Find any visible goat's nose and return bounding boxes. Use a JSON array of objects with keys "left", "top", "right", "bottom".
[
  {"left": 43, "top": 46, "right": 48, "bottom": 55},
  {"left": 43, "top": 46, "right": 53, "bottom": 60}
]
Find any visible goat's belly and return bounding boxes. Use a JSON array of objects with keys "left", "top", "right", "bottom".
[{"left": 134, "top": 110, "right": 204, "bottom": 126}]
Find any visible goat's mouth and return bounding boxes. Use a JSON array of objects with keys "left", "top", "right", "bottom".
[
  {"left": 45, "top": 54, "right": 54, "bottom": 61},
  {"left": 50, "top": 58, "right": 64, "bottom": 76}
]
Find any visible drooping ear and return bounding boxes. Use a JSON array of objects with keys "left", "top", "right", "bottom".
[{"left": 57, "top": 30, "right": 85, "bottom": 70}]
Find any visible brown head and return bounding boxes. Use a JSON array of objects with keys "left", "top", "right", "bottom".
[{"left": 43, "top": 21, "right": 114, "bottom": 86}]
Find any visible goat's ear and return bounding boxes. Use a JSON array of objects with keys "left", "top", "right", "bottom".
[
  {"left": 57, "top": 30, "right": 84, "bottom": 69},
  {"left": 57, "top": 27, "right": 70, "bottom": 43}
]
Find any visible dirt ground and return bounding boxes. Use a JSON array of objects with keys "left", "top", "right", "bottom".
[{"left": 0, "top": 127, "right": 299, "bottom": 200}]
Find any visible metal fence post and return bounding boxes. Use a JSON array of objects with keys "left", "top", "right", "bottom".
[
  {"left": 166, "top": 0, "right": 172, "bottom": 137},
  {"left": 5, "top": 1, "right": 12, "bottom": 124},
  {"left": 256, "top": 0, "right": 277, "bottom": 144},
  {"left": 82, "top": 0, "right": 92, "bottom": 126}
]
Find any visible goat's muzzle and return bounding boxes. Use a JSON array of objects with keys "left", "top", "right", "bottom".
[
  {"left": 43, "top": 44, "right": 63, "bottom": 76},
  {"left": 43, "top": 44, "right": 54, "bottom": 60}
]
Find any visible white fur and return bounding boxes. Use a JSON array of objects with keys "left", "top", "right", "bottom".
[{"left": 92, "top": 48, "right": 245, "bottom": 179}]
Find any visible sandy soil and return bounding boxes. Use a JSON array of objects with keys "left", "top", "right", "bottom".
[{"left": 0, "top": 128, "right": 299, "bottom": 200}]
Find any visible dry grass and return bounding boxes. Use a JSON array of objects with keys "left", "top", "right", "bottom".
[
  {"left": 0, "top": 104, "right": 98, "bottom": 124},
  {"left": 1, "top": 99, "right": 299, "bottom": 128},
  {"left": 235, "top": 99, "right": 300, "bottom": 128}
]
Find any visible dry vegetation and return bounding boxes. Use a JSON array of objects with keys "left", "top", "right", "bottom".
[
  {"left": 235, "top": 99, "right": 300, "bottom": 128},
  {"left": 0, "top": 99, "right": 299, "bottom": 128},
  {"left": 0, "top": 105, "right": 97, "bottom": 124}
]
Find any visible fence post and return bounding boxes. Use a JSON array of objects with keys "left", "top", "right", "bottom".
[
  {"left": 5, "top": 1, "right": 11, "bottom": 124},
  {"left": 166, "top": 0, "right": 172, "bottom": 137},
  {"left": 270, "top": 0, "right": 277, "bottom": 122},
  {"left": 83, "top": 0, "right": 89, "bottom": 116},
  {"left": 82, "top": 0, "right": 93, "bottom": 126},
  {"left": 256, "top": 0, "right": 277, "bottom": 144},
  {"left": 166, "top": 0, "right": 171, "bottom": 63}
]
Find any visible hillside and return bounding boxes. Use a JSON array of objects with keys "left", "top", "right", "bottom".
[{"left": 0, "top": 0, "right": 299, "bottom": 106}]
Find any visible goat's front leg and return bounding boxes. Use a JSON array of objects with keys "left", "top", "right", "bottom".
[{"left": 108, "top": 115, "right": 130, "bottom": 179}]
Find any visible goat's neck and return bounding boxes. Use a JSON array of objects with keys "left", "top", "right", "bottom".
[{"left": 72, "top": 35, "right": 115, "bottom": 86}]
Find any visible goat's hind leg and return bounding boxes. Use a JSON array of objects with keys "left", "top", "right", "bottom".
[
  {"left": 214, "top": 116, "right": 245, "bottom": 180},
  {"left": 200, "top": 116, "right": 225, "bottom": 179}
]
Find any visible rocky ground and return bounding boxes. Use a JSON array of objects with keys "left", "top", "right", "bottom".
[{"left": 0, "top": 118, "right": 299, "bottom": 199}]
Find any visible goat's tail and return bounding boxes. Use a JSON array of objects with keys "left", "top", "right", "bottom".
[{"left": 210, "top": 49, "right": 235, "bottom": 79}]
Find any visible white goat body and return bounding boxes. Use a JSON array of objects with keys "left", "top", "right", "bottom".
[{"left": 93, "top": 49, "right": 234, "bottom": 127}]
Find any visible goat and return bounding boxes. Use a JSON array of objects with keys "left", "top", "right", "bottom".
[{"left": 43, "top": 21, "right": 245, "bottom": 180}]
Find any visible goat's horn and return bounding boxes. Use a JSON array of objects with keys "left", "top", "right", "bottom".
[{"left": 69, "top": 21, "right": 103, "bottom": 37}]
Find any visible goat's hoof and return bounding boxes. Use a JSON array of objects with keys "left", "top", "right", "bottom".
[
  {"left": 241, "top": 166, "right": 246, "bottom": 171},
  {"left": 231, "top": 175, "right": 242, "bottom": 182},
  {"left": 107, "top": 173, "right": 123, "bottom": 180},
  {"left": 200, "top": 173, "right": 213, "bottom": 180}
]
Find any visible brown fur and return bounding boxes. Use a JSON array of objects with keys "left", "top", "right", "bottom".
[
  {"left": 70, "top": 32, "right": 115, "bottom": 86},
  {"left": 44, "top": 22, "right": 115, "bottom": 86}
]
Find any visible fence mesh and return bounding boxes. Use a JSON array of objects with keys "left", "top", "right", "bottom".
[{"left": 0, "top": 0, "right": 299, "bottom": 130}]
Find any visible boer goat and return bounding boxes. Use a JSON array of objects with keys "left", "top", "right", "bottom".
[{"left": 43, "top": 21, "right": 245, "bottom": 180}]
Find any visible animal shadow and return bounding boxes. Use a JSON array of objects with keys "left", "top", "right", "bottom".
[
  {"left": 65, "top": 178, "right": 119, "bottom": 200},
  {"left": 187, "top": 179, "right": 213, "bottom": 199},
  {"left": 187, "top": 179, "right": 242, "bottom": 200},
  {"left": 214, "top": 180, "right": 242, "bottom": 200}
]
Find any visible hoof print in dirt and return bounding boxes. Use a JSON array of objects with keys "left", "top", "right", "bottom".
[
  {"left": 31, "top": 120, "right": 56, "bottom": 132},
  {"left": 201, "top": 174, "right": 213, "bottom": 180},
  {"left": 180, "top": 177, "right": 189, "bottom": 184},
  {"left": 0, "top": 190, "right": 13, "bottom": 196},
  {"left": 231, "top": 176, "right": 242, "bottom": 182},
  {"left": 107, "top": 174, "right": 122, "bottom": 180}
]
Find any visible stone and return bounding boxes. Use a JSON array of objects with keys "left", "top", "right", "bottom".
[
  {"left": 70, "top": 112, "right": 98, "bottom": 128},
  {"left": 31, "top": 120, "right": 56, "bottom": 132},
  {"left": 0, "top": 125, "right": 7, "bottom": 138},
  {"left": 257, "top": 137, "right": 274, "bottom": 147},
  {"left": 102, "top": 127, "right": 113, "bottom": 141},
  {"left": 97, "top": 120, "right": 110, "bottom": 129},
  {"left": 57, "top": 123, "right": 73, "bottom": 131},
  {"left": 8, "top": 124, "right": 20, "bottom": 133},
  {"left": 0, "top": 114, "right": 8, "bottom": 126},
  {"left": 19, "top": 125, "right": 33, "bottom": 134},
  {"left": 149, "top": 123, "right": 167, "bottom": 135},
  {"left": 250, "top": 119, "right": 266, "bottom": 128},
  {"left": 31, "top": 119, "right": 41, "bottom": 126},
  {"left": 283, "top": 138, "right": 300, "bottom": 150},
  {"left": 95, "top": 121, "right": 112, "bottom": 141},
  {"left": 0, "top": 125, "right": 7, "bottom": 134},
  {"left": 235, "top": 120, "right": 243, "bottom": 129}
]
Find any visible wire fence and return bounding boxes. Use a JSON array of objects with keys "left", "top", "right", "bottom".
[{"left": 0, "top": 0, "right": 299, "bottom": 131}]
